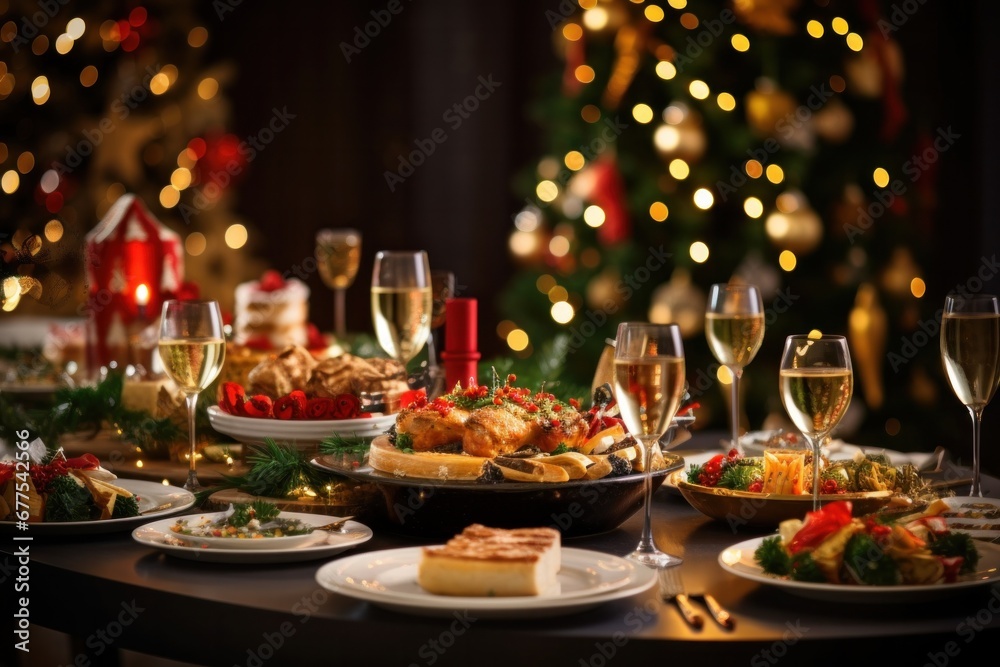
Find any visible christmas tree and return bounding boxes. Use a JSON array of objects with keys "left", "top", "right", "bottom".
[{"left": 500, "top": 0, "right": 941, "bottom": 450}]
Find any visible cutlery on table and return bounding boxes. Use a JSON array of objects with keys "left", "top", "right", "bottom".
[
  {"left": 657, "top": 567, "right": 703, "bottom": 629},
  {"left": 689, "top": 591, "right": 735, "bottom": 629},
  {"left": 313, "top": 516, "right": 353, "bottom": 533}
]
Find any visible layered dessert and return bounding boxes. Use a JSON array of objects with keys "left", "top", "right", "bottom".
[{"left": 233, "top": 270, "right": 310, "bottom": 349}]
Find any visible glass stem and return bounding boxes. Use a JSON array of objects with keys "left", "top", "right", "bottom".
[
  {"left": 185, "top": 393, "right": 199, "bottom": 491},
  {"left": 334, "top": 288, "right": 346, "bottom": 340},
  {"left": 730, "top": 366, "right": 743, "bottom": 455},
  {"left": 808, "top": 435, "right": 821, "bottom": 511},
  {"left": 637, "top": 437, "right": 657, "bottom": 552},
  {"left": 969, "top": 406, "right": 983, "bottom": 498}
]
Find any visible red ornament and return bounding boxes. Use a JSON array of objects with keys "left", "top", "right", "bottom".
[
  {"left": 193, "top": 133, "right": 247, "bottom": 192},
  {"left": 571, "top": 157, "right": 631, "bottom": 245}
]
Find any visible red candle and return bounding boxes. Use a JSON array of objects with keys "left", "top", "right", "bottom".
[{"left": 441, "top": 298, "right": 480, "bottom": 390}]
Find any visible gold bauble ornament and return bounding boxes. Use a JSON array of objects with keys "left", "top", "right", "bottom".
[
  {"left": 848, "top": 284, "right": 887, "bottom": 410},
  {"left": 745, "top": 78, "right": 798, "bottom": 137},
  {"left": 764, "top": 192, "right": 823, "bottom": 254},
  {"left": 586, "top": 267, "right": 625, "bottom": 311},
  {"left": 812, "top": 99, "right": 854, "bottom": 144},
  {"left": 648, "top": 268, "right": 706, "bottom": 338},
  {"left": 653, "top": 105, "right": 706, "bottom": 163},
  {"left": 732, "top": 0, "right": 800, "bottom": 35}
]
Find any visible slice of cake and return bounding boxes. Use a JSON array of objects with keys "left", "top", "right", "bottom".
[
  {"left": 417, "top": 524, "right": 561, "bottom": 596},
  {"left": 234, "top": 270, "right": 310, "bottom": 349}
]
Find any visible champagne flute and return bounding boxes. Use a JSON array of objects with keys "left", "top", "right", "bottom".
[
  {"left": 779, "top": 335, "right": 853, "bottom": 511},
  {"left": 315, "top": 228, "right": 362, "bottom": 339},
  {"left": 371, "top": 251, "right": 433, "bottom": 373},
  {"left": 158, "top": 300, "right": 226, "bottom": 492},
  {"left": 613, "top": 322, "right": 687, "bottom": 568},
  {"left": 941, "top": 294, "right": 1000, "bottom": 497},
  {"left": 427, "top": 270, "right": 455, "bottom": 396},
  {"left": 705, "top": 283, "right": 764, "bottom": 456}
]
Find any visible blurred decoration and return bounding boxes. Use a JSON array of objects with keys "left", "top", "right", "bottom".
[
  {"left": 848, "top": 283, "right": 887, "bottom": 410},
  {"left": 501, "top": 0, "right": 939, "bottom": 447},
  {"left": 0, "top": 1, "right": 251, "bottom": 321}
]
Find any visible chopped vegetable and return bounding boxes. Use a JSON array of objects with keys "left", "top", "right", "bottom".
[
  {"left": 929, "top": 532, "right": 979, "bottom": 574},
  {"left": 110, "top": 494, "right": 140, "bottom": 519},
  {"left": 755, "top": 536, "right": 791, "bottom": 576},
  {"left": 843, "top": 533, "right": 899, "bottom": 585},
  {"left": 43, "top": 475, "right": 92, "bottom": 522}
]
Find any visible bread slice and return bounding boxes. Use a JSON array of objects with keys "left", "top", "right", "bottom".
[{"left": 418, "top": 524, "right": 561, "bottom": 596}]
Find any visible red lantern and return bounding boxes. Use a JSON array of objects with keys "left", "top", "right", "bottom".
[{"left": 84, "top": 194, "right": 183, "bottom": 371}]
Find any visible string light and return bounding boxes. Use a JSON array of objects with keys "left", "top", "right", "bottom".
[
  {"left": 644, "top": 5, "right": 665, "bottom": 22},
  {"left": 649, "top": 201, "right": 669, "bottom": 222},
  {"left": 655, "top": 61, "right": 677, "bottom": 80},
  {"left": 806, "top": 20, "right": 824, "bottom": 38},
  {"left": 831, "top": 17, "right": 848, "bottom": 35},
  {"left": 225, "top": 223, "right": 248, "bottom": 249},
  {"left": 583, "top": 205, "right": 606, "bottom": 228},
  {"left": 689, "top": 241, "right": 710, "bottom": 263},
  {"left": 765, "top": 164, "right": 784, "bottom": 184},
  {"left": 731, "top": 34, "right": 750, "bottom": 52},
  {"left": 535, "top": 275, "right": 556, "bottom": 294},
  {"left": 873, "top": 168, "right": 889, "bottom": 188},
  {"left": 551, "top": 301, "right": 575, "bottom": 324},
  {"left": 846, "top": 33, "right": 863, "bottom": 52},
  {"left": 185, "top": 232, "right": 207, "bottom": 256},
  {"left": 716, "top": 92, "right": 736, "bottom": 111},
  {"left": 910, "top": 277, "right": 926, "bottom": 298},
  {"left": 779, "top": 250, "right": 797, "bottom": 271},
  {"left": 575, "top": 65, "right": 595, "bottom": 83},
  {"left": 564, "top": 151, "right": 585, "bottom": 171},
  {"left": 693, "top": 188, "right": 714, "bottom": 209},
  {"left": 689, "top": 80, "right": 710, "bottom": 100},
  {"left": 632, "top": 104, "right": 654, "bottom": 124},
  {"left": 745, "top": 160, "right": 763, "bottom": 178},
  {"left": 507, "top": 329, "right": 529, "bottom": 352},
  {"left": 669, "top": 159, "right": 690, "bottom": 179},
  {"left": 536, "top": 180, "right": 559, "bottom": 202},
  {"left": 744, "top": 197, "right": 763, "bottom": 218},
  {"left": 548, "top": 285, "right": 569, "bottom": 303}
]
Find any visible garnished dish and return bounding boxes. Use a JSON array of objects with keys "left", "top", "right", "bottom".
[{"left": 166, "top": 501, "right": 346, "bottom": 550}]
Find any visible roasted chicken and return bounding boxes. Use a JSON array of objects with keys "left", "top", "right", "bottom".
[{"left": 396, "top": 407, "right": 470, "bottom": 451}]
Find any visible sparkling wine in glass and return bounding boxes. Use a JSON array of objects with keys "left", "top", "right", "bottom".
[
  {"left": 941, "top": 294, "right": 1000, "bottom": 497},
  {"left": 779, "top": 334, "right": 853, "bottom": 510},
  {"left": 158, "top": 300, "right": 226, "bottom": 492},
  {"left": 427, "top": 270, "right": 454, "bottom": 396},
  {"left": 371, "top": 251, "right": 433, "bottom": 370},
  {"left": 705, "top": 283, "right": 764, "bottom": 455},
  {"left": 613, "top": 322, "right": 686, "bottom": 569},
  {"left": 315, "top": 228, "right": 362, "bottom": 339}
]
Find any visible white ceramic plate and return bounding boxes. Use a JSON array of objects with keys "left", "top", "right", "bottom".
[
  {"left": 207, "top": 405, "right": 396, "bottom": 446},
  {"left": 0, "top": 479, "right": 194, "bottom": 535},
  {"left": 315, "top": 547, "right": 656, "bottom": 618},
  {"left": 133, "top": 516, "right": 372, "bottom": 563},
  {"left": 718, "top": 536, "right": 1000, "bottom": 603},
  {"left": 162, "top": 509, "right": 341, "bottom": 550}
]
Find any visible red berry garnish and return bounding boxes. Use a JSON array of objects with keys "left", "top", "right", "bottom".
[{"left": 258, "top": 270, "right": 285, "bottom": 292}]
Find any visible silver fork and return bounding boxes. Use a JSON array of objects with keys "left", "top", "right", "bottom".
[{"left": 657, "top": 567, "right": 703, "bottom": 629}]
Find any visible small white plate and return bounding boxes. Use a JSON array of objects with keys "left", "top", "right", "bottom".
[
  {"left": 718, "top": 536, "right": 1000, "bottom": 603},
  {"left": 207, "top": 405, "right": 396, "bottom": 446},
  {"left": 133, "top": 516, "right": 372, "bottom": 563},
  {"left": 164, "top": 510, "right": 334, "bottom": 550},
  {"left": 0, "top": 479, "right": 194, "bottom": 535},
  {"left": 315, "top": 547, "right": 656, "bottom": 618}
]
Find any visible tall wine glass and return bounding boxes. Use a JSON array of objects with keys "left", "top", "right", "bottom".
[
  {"left": 613, "top": 322, "right": 686, "bottom": 568},
  {"left": 427, "top": 270, "right": 454, "bottom": 396},
  {"left": 371, "top": 251, "right": 432, "bottom": 372},
  {"left": 779, "top": 335, "right": 853, "bottom": 510},
  {"left": 941, "top": 294, "right": 1000, "bottom": 498},
  {"left": 315, "top": 228, "right": 362, "bottom": 339},
  {"left": 158, "top": 300, "right": 226, "bottom": 491},
  {"left": 706, "top": 283, "right": 764, "bottom": 456}
]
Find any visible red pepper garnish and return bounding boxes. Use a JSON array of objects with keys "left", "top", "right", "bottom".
[
  {"left": 305, "top": 397, "right": 336, "bottom": 420},
  {"left": 219, "top": 382, "right": 247, "bottom": 416},
  {"left": 399, "top": 389, "right": 427, "bottom": 410},
  {"left": 273, "top": 390, "right": 307, "bottom": 420},
  {"left": 244, "top": 395, "right": 274, "bottom": 418},
  {"left": 677, "top": 401, "right": 700, "bottom": 416},
  {"left": 333, "top": 394, "right": 362, "bottom": 419},
  {"left": 787, "top": 500, "right": 854, "bottom": 554},
  {"left": 64, "top": 453, "right": 101, "bottom": 470}
]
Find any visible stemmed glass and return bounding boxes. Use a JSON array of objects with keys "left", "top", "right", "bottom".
[
  {"left": 941, "top": 294, "right": 1000, "bottom": 497},
  {"left": 371, "top": 251, "right": 433, "bottom": 372},
  {"left": 315, "top": 228, "right": 362, "bottom": 339},
  {"left": 705, "top": 283, "right": 764, "bottom": 455},
  {"left": 157, "top": 300, "right": 226, "bottom": 492},
  {"left": 613, "top": 322, "right": 687, "bottom": 568},
  {"left": 427, "top": 270, "right": 455, "bottom": 396},
  {"left": 779, "top": 334, "right": 853, "bottom": 510}
]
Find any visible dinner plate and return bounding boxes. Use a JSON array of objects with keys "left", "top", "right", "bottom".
[
  {"left": 163, "top": 509, "right": 332, "bottom": 550},
  {"left": 315, "top": 547, "right": 656, "bottom": 618},
  {"left": 0, "top": 479, "right": 194, "bottom": 535},
  {"left": 133, "top": 516, "right": 373, "bottom": 563},
  {"left": 935, "top": 496, "right": 1000, "bottom": 541},
  {"left": 207, "top": 405, "right": 396, "bottom": 447},
  {"left": 719, "top": 536, "right": 1000, "bottom": 603}
]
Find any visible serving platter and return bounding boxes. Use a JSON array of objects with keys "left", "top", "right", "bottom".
[{"left": 206, "top": 405, "right": 395, "bottom": 453}]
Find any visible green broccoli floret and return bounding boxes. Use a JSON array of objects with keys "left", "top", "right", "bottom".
[
  {"left": 843, "top": 533, "right": 899, "bottom": 585},
  {"left": 110, "top": 494, "right": 140, "bottom": 519},
  {"left": 789, "top": 553, "right": 826, "bottom": 583},
  {"left": 930, "top": 532, "right": 980, "bottom": 573},
  {"left": 44, "top": 475, "right": 93, "bottom": 522},
  {"left": 717, "top": 464, "right": 762, "bottom": 491},
  {"left": 754, "top": 536, "right": 791, "bottom": 576}
]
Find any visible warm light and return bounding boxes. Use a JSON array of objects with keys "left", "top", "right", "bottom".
[
  {"left": 716, "top": 92, "right": 736, "bottom": 111},
  {"left": 188, "top": 26, "right": 209, "bottom": 48},
  {"left": 846, "top": 32, "right": 863, "bottom": 51},
  {"left": 185, "top": 232, "right": 207, "bottom": 256},
  {"left": 731, "top": 34, "right": 750, "bottom": 52},
  {"left": 581, "top": 248, "right": 601, "bottom": 268},
  {"left": 66, "top": 18, "right": 85, "bottom": 40},
  {"left": 632, "top": 103, "right": 654, "bottom": 124},
  {"left": 873, "top": 168, "right": 889, "bottom": 188},
  {"left": 162, "top": 479, "right": 170, "bottom": 486},
  {"left": 134, "top": 283, "right": 150, "bottom": 307},
  {"left": 745, "top": 160, "right": 763, "bottom": 179},
  {"left": 536, "top": 275, "right": 556, "bottom": 294},
  {"left": 31, "top": 75, "right": 50, "bottom": 104},
  {"left": 575, "top": 65, "right": 595, "bottom": 83},
  {"left": 2, "top": 276, "right": 21, "bottom": 311},
  {"left": 507, "top": 328, "right": 529, "bottom": 351},
  {"left": 584, "top": 205, "right": 606, "bottom": 228},
  {"left": 667, "top": 0, "right": 686, "bottom": 8},
  {"left": 150, "top": 73, "right": 170, "bottom": 95},
  {"left": 663, "top": 105, "right": 686, "bottom": 124},
  {"left": 744, "top": 197, "right": 763, "bottom": 218},
  {"left": 808, "top": 329, "right": 823, "bottom": 339},
  {"left": 688, "top": 80, "right": 710, "bottom": 100},
  {"left": 159, "top": 185, "right": 180, "bottom": 208},
  {"left": 655, "top": 61, "right": 677, "bottom": 80},
  {"left": 2, "top": 170, "right": 19, "bottom": 194},
  {"left": 581, "top": 105, "right": 601, "bottom": 123},
  {"left": 551, "top": 301, "right": 575, "bottom": 324},
  {"left": 197, "top": 77, "right": 219, "bottom": 100},
  {"left": 717, "top": 365, "right": 733, "bottom": 385},
  {"left": 654, "top": 125, "right": 680, "bottom": 152},
  {"left": 17, "top": 152, "right": 34, "bottom": 174},
  {"left": 779, "top": 250, "right": 797, "bottom": 272},
  {"left": 690, "top": 241, "right": 709, "bottom": 263},
  {"left": 55, "top": 33, "right": 73, "bottom": 54},
  {"left": 548, "top": 285, "right": 569, "bottom": 303},
  {"left": 549, "top": 235, "right": 571, "bottom": 257},
  {"left": 583, "top": 7, "right": 609, "bottom": 30},
  {"left": 765, "top": 164, "right": 784, "bottom": 184},
  {"left": 515, "top": 208, "right": 540, "bottom": 232},
  {"left": 80, "top": 65, "right": 98, "bottom": 87},
  {"left": 649, "top": 201, "right": 669, "bottom": 222},
  {"left": 171, "top": 168, "right": 192, "bottom": 190},
  {"left": 776, "top": 192, "right": 800, "bottom": 213},
  {"left": 910, "top": 277, "right": 926, "bottom": 298},
  {"left": 693, "top": 188, "right": 714, "bottom": 209},
  {"left": 644, "top": 5, "right": 665, "bottom": 22},
  {"left": 564, "top": 151, "right": 585, "bottom": 171},
  {"left": 669, "top": 159, "right": 690, "bottom": 180},
  {"left": 509, "top": 231, "right": 539, "bottom": 256},
  {"left": 765, "top": 213, "right": 789, "bottom": 239},
  {"left": 831, "top": 17, "right": 848, "bottom": 35},
  {"left": 806, "top": 20, "right": 824, "bottom": 38},
  {"left": 225, "top": 223, "right": 248, "bottom": 249},
  {"left": 536, "top": 180, "right": 559, "bottom": 202},
  {"left": 44, "top": 219, "right": 63, "bottom": 242}
]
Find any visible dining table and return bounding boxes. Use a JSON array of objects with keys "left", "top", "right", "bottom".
[{"left": 4, "top": 431, "right": 999, "bottom": 667}]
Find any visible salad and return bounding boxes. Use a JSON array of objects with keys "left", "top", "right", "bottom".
[
  {"left": 170, "top": 501, "right": 313, "bottom": 539},
  {"left": 754, "top": 500, "right": 980, "bottom": 585}
]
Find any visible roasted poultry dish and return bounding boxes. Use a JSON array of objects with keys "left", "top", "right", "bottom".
[{"left": 396, "top": 377, "right": 589, "bottom": 458}]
